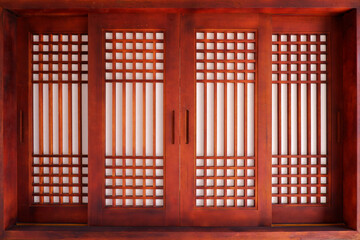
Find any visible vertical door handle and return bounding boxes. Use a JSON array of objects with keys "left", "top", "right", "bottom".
[
  {"left": 172, "top": 110, "right": 175, "bottom": 144},
  {"left": 337, "top": 111, "right": 341, "bottom": 143},
  {"left": 19, "top": 110, "right": 23, "bottom": 143},
  {"left": 185, "top": 110, "right": 189, "bottom": 144}
]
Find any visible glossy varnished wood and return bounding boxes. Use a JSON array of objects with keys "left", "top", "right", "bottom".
[
  {"left": 180, "top": 13, "right": 272, "bottom": 226},
  {"left": 0, "top": 0, "right": 359, "bottom": 10},
  {"left": 0, "top": 3, "right": 359, "bottom": 239},
  {"left": 271, "top": 15, "right": 343, "bottom": 224},
  {"left": 3, "top": 225, "right": 360, "bottom": 240},
  {"left": 342, "top": 9, "right": 360, "bottom": 230},
  {"left": 16, "top": 16, "right": 88, "bottom": 223},
  {"left": 1, "top": 9, "right": 17, "bottom": 233},
  {"left": 88, "top": 13, "right": 180, "bottom": 226}
]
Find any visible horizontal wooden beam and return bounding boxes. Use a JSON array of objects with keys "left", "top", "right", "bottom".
[
  {"left": 4, "top": 225, "right": 359, "bottom": 240},
  {"left": 0, "top": 0, "right": 359, "bottom": 11}
]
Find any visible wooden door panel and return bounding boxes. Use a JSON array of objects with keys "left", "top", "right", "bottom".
[
  {"left": 180, "top": 13, "right": 272, "bottom": 226},
  {"left": 271, "top": 16, "right": 342, "bottom": 224},
  {"left": 17, "top": 16, "right": 88, "bottom": 223},
  {"left": 88, "top": 13, "right": 180, "bottom": 226}
]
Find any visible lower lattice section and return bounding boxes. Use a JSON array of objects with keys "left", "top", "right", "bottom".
[
  {"left": 104, "top": 157, "right": 164, "bottom": 208},
  {"left": 272, "top": 156, "right": 329, "bottom": 205},
  {"left": 195, "top": 157, "right": 256, "bottom": 208},
  {"left": 32, "top": 155, "right": 88, "bottom": 205}
]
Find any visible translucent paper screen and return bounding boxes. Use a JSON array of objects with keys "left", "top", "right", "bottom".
[
  {"left": 195, "top": 31, "right": 256, "bottom": 208},
  {"left": 31, "top": 33, "right": 89, "bottom": 205},
  {"left": 271, "top": 34, "right": 329, "bottom": 205},
  {"left": 104, "top": 31, "right": 165, "bottom": 208}
]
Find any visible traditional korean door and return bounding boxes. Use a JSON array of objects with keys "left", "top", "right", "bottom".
[
  {"left": 16, "top": 12, "right": 342, "bottom": 227},
  {"left": 179, "top": 13, "right": 272, "bottom": 226},
  {"left": 87, "top": 13, "right": 180, "bottom": 226}
]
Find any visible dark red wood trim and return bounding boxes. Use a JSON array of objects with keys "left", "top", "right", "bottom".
[
  {"left": 16, "top": 15, "right": 88, "bottom": 223},
  {"left": 1, "top": 9, "right": 17, "bottom": 232},
  {"left": 0, "top": 8, "right": 4, "bottom": 237},
  {"left": 342, "top": 8, "right": 360, "bottom": 231},
  {"left": 357, "top": 7, "right": 360, "bottom": 232}
]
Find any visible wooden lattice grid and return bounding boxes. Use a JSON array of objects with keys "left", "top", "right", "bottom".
[
  {"left": 195, "top": 31, "right": 257, "bottom": 208},
  {"left": 103, "top": 30, "right": 165, "bottom": 208},
  {"left": 31, "top": 33, "right": 88, "bottom": 205},
  {"left": 271, "top": 33, "right": 329, "bottom": 205}
]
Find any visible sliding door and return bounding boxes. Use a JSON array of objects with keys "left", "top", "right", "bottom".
[
  {"left": 88, "top": 13, "right": 180, "bottom": 226},
  {"left": 16, "top": 13, "right": 342, "bottom": 227},
  {"left": 271, "top": 16, "right": 342, "bottom": 223},
  {"left": 180, "top": 13, "right": 272, "bottom": 226},
  {"left": 17, "top": 16, "right": 88, "bottom": 223}
]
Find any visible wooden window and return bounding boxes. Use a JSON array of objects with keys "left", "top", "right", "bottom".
[
  {"left": 17, "top": 17, "right": 88, "bottom": 223},
  {"left": 271, "top": 33, "right": 329, "bottom": 206},
  {"left": 180, "top": 13, "right": 271, "bottom": 226},
  {"left": 14, "top": 14, "right": 342, "bottom": 226},
  {"left": 103, "top": 30, "right": 165, "bottom": 208},
  {"left": 88, "top": 13, "right": 180, "bottom": 226},
  {"left": 0, "top": 6, "right": 358, "bottom": 239},
  {"left": 271, "top": 16, "right": 342, "bottom": 224},
  {"left": 31, "top": 33, "right": 89, "bottom": 206},
  {"left": 194, "top": 30, "right": 256, "bottom": 208}
]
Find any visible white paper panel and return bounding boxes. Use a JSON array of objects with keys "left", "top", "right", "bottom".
[
  {"left": 272, "top": 84, "right": 278, "bottom": 155},
  {"left": 82, "top": 84, "right": 88, "bottom": 155},
  {"left": 300, "top": 84, "right": 307, "bottom": 155},
  {"left": 216, "top": 83, "right": 224, "bottom": 156},
  {"left": 247, "top": 83, "right": 254, "bottom": 156},
  {"left": 206, "top": 83, "right": 214, "bottom": 156},
  {"left": 291, "top": 84, "right": 297, "bottom": 155},
  {"left": 320, "top": 84, "right": 327, "bottom": 154},
  {"left": 115, "top": 83, "right": 122, "bottom": 156},
  {"left": 227, "top": 83, "right": 234, "bottom": 156},
  {"left": 105, "top": 83, "right": 112, "bottom": 155},
  {"left": 135, "top": 83, "right": 143, "bottom": 156},
  {"left": 310, "top": 84, "right": 317, "bottom": 155},
  {"left": 280, "top": 84, "right": 288, "bottom": 155},
  {"left": 125, "top": 83, "right": 133, "bottom": 155},
  {"left": 62, "top": 84, "right": 69, "bottom": 154},
  {"left": 145, "top": 83, "right": 153, "bottom": 156},
  {"left": 155, "top": 83, "right": 163, "bottom": 156},
  {"left": 43, "top": 84, "right": 49, "bottom": 154},
  {"left": 33, "top": 84, "right": 39, "bottom": 154},
  {"left": 196, "top": 83, "right": 204, "bottom": 156},
  {"left": 52, "top": 84, "right": 59, "bottom": 154},
  {"left": 72, "top": 84, "right": 79, "bottom": 154},
  {"left": 237, "top": 83, "right": 245, "bottom": 156}
]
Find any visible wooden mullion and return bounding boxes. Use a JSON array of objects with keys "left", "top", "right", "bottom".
[
  {"left": 112, "top": 35, "right": 116, "bottom": 159},
  {"left": 307, "top": 83, "right": 311, "bottom": 157},
  {"left": 132, "top": 35, "right": 137, "bottom": 159},
  {"left": 234, "top": 32, "right": 238, "bottom": 158},
  {"left": 288, "top": 80, "right": 291, "bottom": 156},
  {"left": 224, "top": 41, "right": 228, "bottom": 158},
  {"left": 297, "top": 82, "right": 301, "bottom": 156},
  {"left": 68, "top": 48, "right": 73, "bottom": 203},
  {"left": 78, "top": 35, "right": 84, "bottom": 204}
]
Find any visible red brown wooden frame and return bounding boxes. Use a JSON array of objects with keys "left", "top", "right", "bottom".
[
  {"left": 271, "top": 16, "right": 343, "bottom": 224},
  {"left": 88, "top": 13, "right": 180, "bottom": 226},
  {"left": 16, "top": 16, "right": 88, "bottom": 223},
  {"left": 0, "top": 3, "right": 359, "bottom": 240}
]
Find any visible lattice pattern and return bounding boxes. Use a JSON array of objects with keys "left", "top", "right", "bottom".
[
  {"left": 271, "top": 34, "right": 329, "bottom": 205},
  {"left": 31, "top": 33, "right": 88, "bottom": 205},
  {"left": 195, "top": 31, "right": 256, "bottom": 82},
  {"left": 104, "top": 31, "right": 165, "bottom": 208},
  {"left": 195, "top": 31, "right": 256, "bottom": 208}
]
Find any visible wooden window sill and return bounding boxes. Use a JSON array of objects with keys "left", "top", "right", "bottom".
[{"left": 3, "top": 225, "right": 359, "bottom": 239}]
